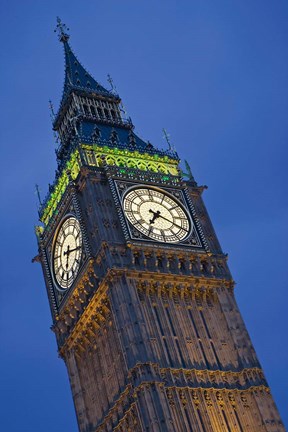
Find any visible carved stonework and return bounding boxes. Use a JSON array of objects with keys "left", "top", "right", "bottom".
[{"left": 36, "top": 27, "right": 285, "bottom": 432}]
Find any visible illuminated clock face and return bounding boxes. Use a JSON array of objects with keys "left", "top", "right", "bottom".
[
  {"left": 52, "top": 216, "right": 83, "bottom": 289},
  {"left": 123, "top": 187, "right": 191, "bottom": 243}
]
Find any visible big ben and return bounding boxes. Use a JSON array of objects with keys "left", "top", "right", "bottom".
[{"left": 35, "top": 19, "right": 285, "bottom": 431}]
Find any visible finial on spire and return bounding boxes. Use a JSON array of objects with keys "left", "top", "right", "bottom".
[
  {"left": 120, "top": 101, "right": 129, "bottom": 120},
  {"left": 183, "top": 160, "right": 197, "bottom": 184},
  {"left": 35, "top": 184, "right": 42, "bottom": 206},
  {"left": 49, "top": 101, "right": 59, "bottom": 144},
  {"left": 54, "top": 17, "right": 70, "bottom": 42},
  {"left": 162, "top": 128, "right": 175, "bottom": 152},
  {"left": 107, "top": 74, "right": 117, "bottom": 94},
  {"left": 49, "top": 99, "right": 56, "bottom": 122},
  {"left": 53, "top": 130, "right": 59, "bottom": 145}
]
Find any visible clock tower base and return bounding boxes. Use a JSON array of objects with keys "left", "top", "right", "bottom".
[{"left": 56, "top": 255, "right": 283, "bottom": 432}]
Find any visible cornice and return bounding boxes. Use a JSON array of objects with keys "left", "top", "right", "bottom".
[
  {"left": 56, "top": 263, "right": 234, "bottom": 354},
  {"left": 93, "top": 373, "right": 270, "bottom": 432},
  {"left": 37, "top": 144, "right": 180, "bottom": 227}
]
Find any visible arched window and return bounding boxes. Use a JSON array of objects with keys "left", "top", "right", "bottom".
[{"left": 90, "top": 105, "right": 96, "bottom": 116}]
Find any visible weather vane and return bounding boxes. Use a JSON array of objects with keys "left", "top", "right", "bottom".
[
  {"left": 54, "top": 17, "right": 70, "bottom": 42},
  {"left": 162, "top": 128, "right": 175, "bottom": 152}
]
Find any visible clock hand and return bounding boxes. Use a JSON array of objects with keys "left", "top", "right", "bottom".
[
  {"left": 65, "top": 245, "right": 70, "bottom": 269},
  {"left": 149, "top": 209, "right": 161, "bottom": 224},
  {"left": 67, "top": 246, "right": 81, "bottom": 254},
  {"left": 63, "top": 245, "right": 81, "bottom": 256},
  {"left": 157, "top": 213, "right": 189, "bottom": 232},
  {"left": 63, "top": 244, "right": 70, "bottom": 257}
]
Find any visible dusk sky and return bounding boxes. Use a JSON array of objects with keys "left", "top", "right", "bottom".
[{"left": 1, "top": 1, "right": 287, "bottom": 430}]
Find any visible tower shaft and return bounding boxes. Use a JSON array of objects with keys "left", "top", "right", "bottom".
[{"left": 35, "top": 22, "right": 285, "bottom": 432}]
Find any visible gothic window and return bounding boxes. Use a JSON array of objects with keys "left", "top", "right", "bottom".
[
  {"left": 92, "top": 127, "right": 101, "bottom": 140},
  {"left": 158, "top": 164, "right": 169, "bottom": 174},
  {"left": 117, "top": 157, "right": 125, "bottom": 167},
  {"left": 147, "top": 163, "right": 157, "bottom": 172},
  {"left": 106, "top": 156, "right": 115, "bottom": 166},
  {"left": 157, "top": 257, "right": 163, "bottom": 268},
  {"left": 165, "top": 307, "right": 176, "bottom": 336},
  {"left": 179, "top": 260, "right": 186, "bottom": 271},
  {"left": 127, "top": 159, "right": 136, "bottom": 168},
  {"left": 175, "top": 339, "right": 186, "bottom": 367},
  {"left": 195, "top": 294, "right": 202, "bottom": 308},
  {"left": 172, "top": 292, "right": 180, "bottom": 304},
  {"left": 90, "top": 105, "right": 96, "bottom": 116},
  {"left": 128, "top": 132, "right": 136, "bottom": 146},
  {"left": 137, "top": 161, "right": 146, "bottom": 170},
  {"left": 137, "top": 289, "right": 145, "bottom": 303},
  {"left": 97, "top": 107, "right": 103, "bottom": 118},
  {"left": 104, "top": 108, "right": 110, "bottom": 118},
  {"left": 203, "top": 261, "right": 208, "bottom": 272},
  {"left": 95, "top": 155, "right": 102, "bottom": 166},
  {"left": 110, "top": 130, "right": 118, "bottom": 144},
  {"left": 153, "top": 306, "right": 164, "bottom": 335},
  {"left": 86, "top": 151, "right": 95, "bottom": 165},
  {"left": 134, "top": 253, "right": 140, "bottom": 265},
  {"left": 207, "top": 295, "right": 213, "bottom": 308},
  {"left": 83, "top": 104, "right": 89, "bottom": 115},
  {"left": 110, "top": 109, "right": 116, "bottom": 119}
]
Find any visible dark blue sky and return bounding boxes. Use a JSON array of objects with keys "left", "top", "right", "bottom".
[{"left": 1, "top": 1, "right": 287, "bottom": 430}]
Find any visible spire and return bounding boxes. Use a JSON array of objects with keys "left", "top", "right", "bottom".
[{"left": 55, "top": 18, "right": 117, "bottom": 104}]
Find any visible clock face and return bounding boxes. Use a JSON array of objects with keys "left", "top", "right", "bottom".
[
  {"left": 52, "top": 216, "right": 83, "bottom": 289},
  {"left": 123, "top": 187, "right": 191, "bottom": 243}
]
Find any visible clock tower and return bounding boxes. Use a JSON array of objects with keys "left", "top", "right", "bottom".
[{"left": 35, "top": 20, "right": 284, "bottom": 431}]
